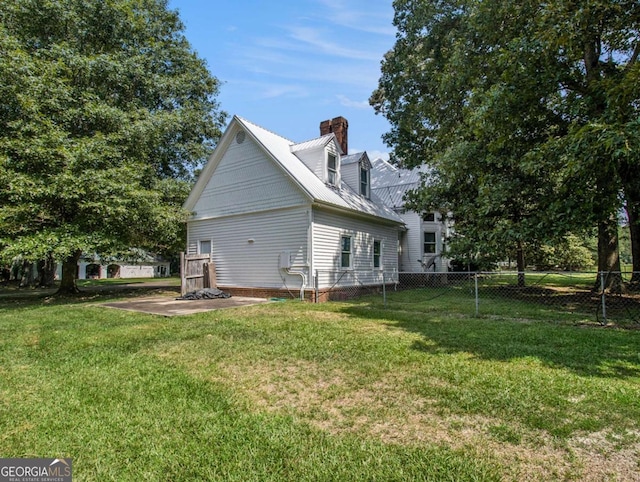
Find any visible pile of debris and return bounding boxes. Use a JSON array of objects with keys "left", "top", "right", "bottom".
[{"left": 177, "top": 288, "right": 231, "bottom": 300}]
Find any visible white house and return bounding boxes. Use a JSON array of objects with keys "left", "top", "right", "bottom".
[
  {"left": 56, "top": 252, "right": 171, "bottom": 280},
  {"left": 77, "top": 257, "right": 170, "bottom": 280},
  {"left": 184, "top": 116, "right": 408, "bottom": 300},
  {"left": 183, "top": 115, "right": 448, "bottom": 301}
]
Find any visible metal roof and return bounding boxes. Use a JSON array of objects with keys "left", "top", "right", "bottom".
[
  {"left": 290, "top": 134, "right": 336, "bottom": 153},
  {"left": 236, "top": 116, "right": 404, "bottom": 224},
  {"left": 370, "top": 158, "right": 422, "bottom": 210}
]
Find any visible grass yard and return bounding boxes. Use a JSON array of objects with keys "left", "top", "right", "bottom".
[
  {"left": 382, "top": 271, "right": 640, "bottom": 326},
  {"left": 1, "top": 288, "right": 639, "bottom": 481},
  {"left": 76, "top": 276, "right": 181, "bottom": 287}
]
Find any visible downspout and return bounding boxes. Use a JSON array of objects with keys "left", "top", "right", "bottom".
[
  {"left": 308, "top": 208, "right": 314, "bottom": 301},
  {"left": 284, "top": 268, "right": 307, "bottom": 301}
]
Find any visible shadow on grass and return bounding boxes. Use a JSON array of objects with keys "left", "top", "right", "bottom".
[
  {"left": 341, "top": 302, "right": 640, "bottom": 380},
  {"left": 0, "top": 284, "right": 180, "bottom": 309}
]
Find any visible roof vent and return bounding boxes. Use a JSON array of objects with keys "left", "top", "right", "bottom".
[{"left": 236, "top": 130, "right": 246, "bottom": 144}]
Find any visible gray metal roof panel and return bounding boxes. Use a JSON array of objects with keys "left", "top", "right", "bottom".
[
  {"left": 341, "top": 152, "right": 372, "bottom": 170},
  {"left": 371, "top": 158, "right": 421, "bottom": 188},
  {"left": 372, "top": 183, "right": 416, "bottom": 209},
  {"left": 341, "top": 152, "right": 362, "bottom": 165},
  {"left": 290, "top": 134, "right": 335, "bottom": 152},
  {"left": 370, "top": 157, "right": 424, "bottom": 209}
]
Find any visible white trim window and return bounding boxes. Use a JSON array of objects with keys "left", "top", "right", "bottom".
[
  {"left": 360, "top": 165, "right": 370, "bottom": 198},
  {"left": 328, "top": 153, "right": 338, "bottom": 186},
  {"left": 373, "top": 239, "right": 382, "bottom": 268},
  {"left": 423, "top": 232, "right": 436, "bottom": 254},
  {"left": 341, "top": 235, "right": 352, "bottom": 269},
  {"left": 199, "top": 240, "right": 212, "bottom": 255}
]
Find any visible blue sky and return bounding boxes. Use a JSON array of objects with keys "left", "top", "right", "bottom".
[{"left": 167, "top": 0, "right": 396, "bottom": 160}]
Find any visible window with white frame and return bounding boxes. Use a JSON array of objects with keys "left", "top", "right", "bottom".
[
  {"left": 422, "top": 212, "right": 435, "bottom": 222},
  {"left": 328, "top": 153, "right": 338, "bottom": 186},
  {"left": 199, "top": 240, "right": 211, "bottom": 255},
  {"left": 360, "top": 165, "right": 370, "bottom": 198},
  {"left": 373, "top": 239, "right": 382, "bottom": 268},
  {"left": 423, "top": 232, "right": 436, "bottom": 254},
  {"left": 341, "top": 235, "right": 352, "bottom": 268}
]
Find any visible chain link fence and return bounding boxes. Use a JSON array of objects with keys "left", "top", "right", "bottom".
[
  {"left": 314, "top": 270, "right": 640, "bottom": 325},
  {"left": 313, "top": 269, "right": 393, "bottom": 302}
]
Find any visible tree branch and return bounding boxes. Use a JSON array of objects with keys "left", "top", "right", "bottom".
[{"left": 628, "top": 38, "right": 640, "bottom": 67}]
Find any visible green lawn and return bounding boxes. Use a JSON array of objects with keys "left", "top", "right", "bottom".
[
  {"left": 1, "top": 289, "right": 639, "bottom": 481},
  {"left": 381, "top": 272, "right": 640, "bottom": 326},
  {"left": 0, "top": 277, "right": 181, "bottom": 300},
  {"left": 76, "top": 276, "right": 181, "bottom": 287}
]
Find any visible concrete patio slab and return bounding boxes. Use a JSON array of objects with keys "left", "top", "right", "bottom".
[{"left": 102, "top": 295, "right": 270, "bottom": 316}]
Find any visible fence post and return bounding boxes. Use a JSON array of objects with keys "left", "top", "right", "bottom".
[
  {"left": 314, "top": 270, "right": 319, "bottom": 303},
  {"left": 474, "top": 272, "right": 479, "bottom": 317},
  {"left": 180, "top": 252, "right": 186, "bottom": 296},
  {"left": 383, "top": 270, "right": 387, "bottom": 308},
  {"left": 600, "top": 271, "right": 607, "bottom": 324}
]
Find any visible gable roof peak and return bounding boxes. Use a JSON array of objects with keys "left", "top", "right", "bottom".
[
  {"left": 187, "top": 114, "right": 403, "bottom": 224},
  {"left": 234, "top": 115, "right": 295, "bottom": 144}
]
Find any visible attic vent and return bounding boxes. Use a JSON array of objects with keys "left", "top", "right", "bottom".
[{"left": 235, "top": 131, "right": 246, "bottom": 144}]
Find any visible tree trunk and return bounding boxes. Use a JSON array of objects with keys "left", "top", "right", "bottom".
[
  {"left": 1, "top": 265, "right": 10, "bottom": 286},
  {"left": 19, "top": 260, "right": 35, "bottom": 287},
  {"left": 596, "top": 214, "right": 622, "bottom": 292},
  {"left": 516, "top": 240, "right": 525, "bottom": 287},
  {"left": 57, "top": 250, "right": 81, "bottom": 295},
  {"left": 36, "top": 254, "right": 57, "bottom": 288},
  {"left": 624, "top": 195, "right": 640, "bottom": 284},
  {"left": 629, "top": 221, "right": 640, "bottom": 285}
]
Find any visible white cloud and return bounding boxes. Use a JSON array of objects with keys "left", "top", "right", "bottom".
[
  {"left": 287, "top": 26, "right": 382, "bottom": 61},
  {"left": 222, "top": 2, "right": 392, "bottom": 95},
  {"left": 316, "top": 0, "right": 396, "bottom": 36},
  {"left": 235, "top": 39, "right": 382, "bottom": 91},
  {"left": 365, "top": 149, "right": 391, "bottom": 161},
  {"left": 337, "top": 94, "right": 370, "bottom": 109},
  {"left": 261, "top": 84, "right": 309, "bottom": 99},
  {"left": 221, "top": 78, "right": 309, "bottom": 100}
]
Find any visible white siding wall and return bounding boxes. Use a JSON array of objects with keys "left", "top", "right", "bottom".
[
  {"left": 187, "top": 207, "right": 311, "bottom": 289},
  {"left": 400, "top": 210, "right": 449, "bottom": 272},
  {"left": 294, "top": 143, "right": 341, "bottom": 185},
  {"left": 119, "top": 265, "right": 156, "bottom": 278},
  {"left": 341, "top": 162, "right": 359, "bottom": 194},
  {"left": 192, "top": 134, "right": 307, "bottom": 219},
  {"left": 294, "top": 146, "right": 326, "bottom": 181},
  {"left": 400, "top": 211, "right": 423, "bottom": 272},
  {"left": 312, "top": 208, "right": 400, "bottom": 288}
]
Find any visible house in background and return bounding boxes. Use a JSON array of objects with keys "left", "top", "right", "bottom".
[
  {"left": 55, "top": 252, "right": 171, "bottom": 280},
  {"left": 183, "top": 115, "right": 448, "bottom": 301}
]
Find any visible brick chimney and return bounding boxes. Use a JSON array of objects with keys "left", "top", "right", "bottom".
[{"left": 320, "top": 116, "right": 348, "bottom": 154}]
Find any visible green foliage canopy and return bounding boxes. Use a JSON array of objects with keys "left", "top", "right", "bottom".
[
  {"left": 0, "top": 0, "right": 226, "bottom": 268},
  {"left": 372, "top": 0, "right": 640, "bottom": 270}
]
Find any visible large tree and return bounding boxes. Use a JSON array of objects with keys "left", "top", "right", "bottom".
[
  {"left": 372, "top": 0, "right": 640, "bottom": 286},
  {"left": 0, "top": 0, "right": 226, "bottom": 293}
]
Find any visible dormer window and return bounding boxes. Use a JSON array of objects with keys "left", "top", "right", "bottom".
[
  {"left": 328, "top": 153, "right": 338, "bottom": 186},
  {"left": 360, "top": 164, "right": 370, "bottom": 198}
]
